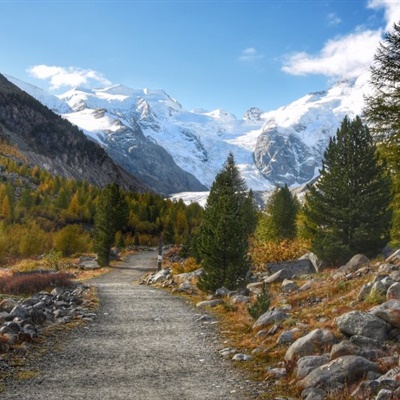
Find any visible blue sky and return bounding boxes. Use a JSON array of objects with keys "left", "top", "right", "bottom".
[{"left": 0, "top": 0, "right": 398, "bottom": 117}]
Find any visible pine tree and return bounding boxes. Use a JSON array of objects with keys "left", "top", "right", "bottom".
[
  {"left": 93, "top": 183, "right": 128, "bottom": 267},
  {"left": 256, "top": 184, "right": 299, "bottom": 242},
  {"left": 197, "top": 153, "right": 257, "bottom": 292},
  {"left": 364, "top": 21, "right": 400, "bottom": 242},
  {"left": 304, "top": 116, "right": 392, "bottom": 265}
]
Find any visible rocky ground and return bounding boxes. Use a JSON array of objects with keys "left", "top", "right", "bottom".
[{"left": 0, "top": 250, "right": 257, "bottom": 400}]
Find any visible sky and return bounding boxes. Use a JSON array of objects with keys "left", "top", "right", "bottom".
[{"left": 0, "top": 0, "right": 399, "bottom": 118}]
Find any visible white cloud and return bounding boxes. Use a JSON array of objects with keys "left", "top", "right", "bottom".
[
  {"left": 282, "top": 30, "right": 382, "bottom": 78},
  {"left": 239, "top": 47, "right": 264, "bottom": 62},
  {"left": 27, "top": 65, "right": 112, "bottom": 90},
  {"left": 327, "top": 12, "right": 342, "bottom": 26},
  {"left": 282, "top": 0, "right": 398, "bottom": 78},
  {"left": 367, "top": 0, "right": 399, "bottom": 31}
]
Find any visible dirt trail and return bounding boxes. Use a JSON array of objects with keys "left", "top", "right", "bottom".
[{"left": 2, "top": 251, "right": 250, "bottom": 399}]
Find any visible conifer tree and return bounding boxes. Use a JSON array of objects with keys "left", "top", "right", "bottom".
[
  {"left": 93, "top": 183, "right": 128, "bottom": 267},
  {"left": 256, "top": 184, "right": 298, "bottom": 242},
  {"left": 304, "top": 116, "right": 392, "bottom": 265},
  {"left": 364, "top": 21, "right": 400, "bottom": 242},
  {"left": 197, "top": 153, "right": 257, "bottom": 292}
]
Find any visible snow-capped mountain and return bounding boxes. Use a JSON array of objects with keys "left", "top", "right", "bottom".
[{"left": 5, "top": 72, "right": 371, "bottom": 193}]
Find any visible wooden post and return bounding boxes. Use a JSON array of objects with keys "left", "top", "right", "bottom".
[{"left": 157, "top": 237, "right": 163, "bottom": 271}]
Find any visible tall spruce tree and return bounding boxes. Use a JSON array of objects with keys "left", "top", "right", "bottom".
[
  {"left": 256, "top": 184, "right": 299, "bottom": 242},
  {"left": 93, "top": 183, "right": 128, "bottom": 267},
  {"left": 304, "top": 116, "right": 392, "bottom": 265},
  {"left": 197, "top": 153, "right": 257, "bottom": 292},
  {"left": 364, "top": 21, "right": 400, "bottom": 242}
]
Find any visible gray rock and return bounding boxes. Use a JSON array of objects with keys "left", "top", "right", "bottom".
[
  {"left": 0, "top": 298, "right": 17, "bottom": 312},
  {"left": 150, "top": 268, "right": 170, "bottom": 283},
  {"left": 351, "top": 380, "right": 380, "bottom": 399},
  {"left": 301, "top": 387, "right": 326, "bottom": 400},
  {"left": 9, "top": 305, "right": 28, "bottom": 319},
  {"left": 330, "top": 340, "right": 361, "bottom": 360},
  {"left": 387, "top": 282, "right": 400, "bottom": 300},
  {"left": 276, "top": 330, "right": 294, "bottom": 345},
  {"left": 299, "top": 252, "right": 325, "bottom": 272},
  {"left": 370, "top": 299, "right": 400, "bottom": 329},
  {"left": 265, "top": 259, "right": 315, "bottom": 276},
  {"left": 284, "top": 328, "right": 338, "bottom": 364},
  {"left": 357, "top": 282, "right": 373, "bottom": 301},
  {"left": 264, "top": 269, "right": 294, "bottom": 283},
  {"left": 376, "top": 389, "right": 395, "bottom": 400},
  {"left": 232, "top": 353, "right": 252, "bottom": 361},
  {"left": 215, "top": 287, "right": 230, "bottom": 297},
  {"left": 175, "top": 268, "right": 203, "bottom": 283},
  {"left": 336, "top": 310, "right": 390, "bottom": 341},
  {"left": 252, "top": 309, "right": 289, "bottom": 330},
  {"left": 231, "top": 295, "right": 250, "bottom": 304},
  {"left": 282, "top": 279, "right": 298, "bottom": 293},
  {"left": 246, "top": 281, "right": 264, "bottom": 292},
  {"left": 196, "top": 299, "right": 223, "bottom": 308},
  {"left": 389, "top": 270, "right": 400, "bottom": 282},
  {"left": 297, "top": 355, "right": 380, "bottom": 392},
  {"left": 267, "top": 367, "right": 286, "bottom": 378},
  {"left": 334, "top": 254, "right": 370, "bottom": 279},
  {"left": 370, "top": 280, "right": 389, "bottom": 297},
  {"left": 79, "top": 260, "right": 101, "bottom": 270},
  {"left": 386, "top": 249, "right": 400, "bottom": 263},
  {"left": 295, "top": 354, "right": 330, "bottom": 379}
]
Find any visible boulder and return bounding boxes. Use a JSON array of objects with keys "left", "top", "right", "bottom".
[
  {"left": 284, "top": 328, "right": 338, "bottom": 364},
  {"left": 336, "top": 254, "right": 370, "bottom": 275},
  {"left": 175, "top": 268, "right": 203, "bottom": 283},
  {"left": 79, "top": 260, "right": 101, "bottom": 270},
  {"left": 336, "top": 310, "right": 390, "bottom": 341},
  {"left": 0, "top": 298, "right": 17, "bottom": 313},
  {"left": 297, "top": 355, "right": 380, "bottom": 392},
  {"left": 387, "top": 282, "right": 400, "bottom": 300},
  {"left": 295, "top": 354, "right": 330, "bottom": 379},
  {"left": 370, "top": 299, "right": 400, "bottom": 329},
  {"left": 264, "top": 269, "right": 294, "bottom": 283},
  {"left": 299, "top": 252, "right": 325, "bottom": 272},
  {"left": 252, "top": 309, "right": 289, "bottom": 330},
  {"left": 265, "top": 259, "right": 315, "bottom": 276}
]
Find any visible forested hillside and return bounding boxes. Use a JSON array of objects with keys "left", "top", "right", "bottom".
[{"left": 0, "top": 143, "right": 202, "bottom": 262}]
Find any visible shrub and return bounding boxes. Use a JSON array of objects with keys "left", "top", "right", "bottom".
[
  {"left": 247, "top": 284, "right": 271, "bottom": 320},
  {"left": 251, "top": 238, "right": 311, "bottom": 271},
  {"left": 0, "top": 272, "right": 72, "bottom": 295},
  {"left": 53, "top": 224, "right": 91, "bottom": 257}
]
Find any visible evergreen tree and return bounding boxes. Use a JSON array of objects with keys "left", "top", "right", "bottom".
[
  {"left": 197, "top": 153, "right": 257, "bottom": 292},
  {"left": 256, "top": 184, "right": 298, "bottom": 242},
  {"left": 93, "top": 183, "right": 128, "bottom": 267},
  {"left": 304, "top": 116, "right": 392, "bottom": 265},
  {"left": 364, "top": 21, "right": 400, "bottom": 242}
]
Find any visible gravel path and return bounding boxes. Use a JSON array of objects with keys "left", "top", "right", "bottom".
[{"left": 1, "top": 251, "right": 252, "bottom": 400}]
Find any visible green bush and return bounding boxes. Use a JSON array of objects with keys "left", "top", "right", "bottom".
[{"left": 248, "top": 284, "right": 271, "bottom": 320}]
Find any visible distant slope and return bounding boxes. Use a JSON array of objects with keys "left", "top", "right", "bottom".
[{"left": 0, "top": 74, "right": 148, "bottom": 192}]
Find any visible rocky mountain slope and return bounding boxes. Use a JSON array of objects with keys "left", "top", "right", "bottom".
[
  {"left": 4, "top": 75, "right": 207, "bottom": 195},
  {"left": 5, "top": 71, "right": 371, "bottom": 193},
  {"left": 0, "top": 74, "right": 148, "bottom": 192}
]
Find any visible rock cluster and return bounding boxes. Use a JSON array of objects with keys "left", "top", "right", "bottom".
[
  {"left": 0, "top": 284, "right": 94, "bottom": 355},
  {"left": 252, "top": 253, "right": 400, "bottom": 400}
]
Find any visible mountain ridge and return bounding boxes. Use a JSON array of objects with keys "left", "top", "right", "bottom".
[{"left": 4, "top": 71, "right": 372, "bottom": 192}]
